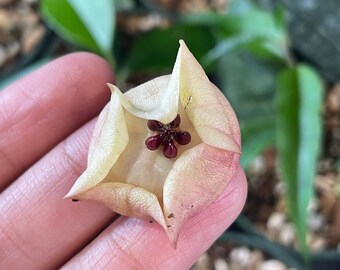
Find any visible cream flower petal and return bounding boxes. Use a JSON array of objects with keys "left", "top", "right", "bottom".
[
  {"left": 109, "top": 73, "right": 178, "bottom": 124},
  {"left": 159, "top": 41, "right": 240, "bottom": 245},
  {"left": 163, "top": 143, "right": 240, "bottom": 246},
  {"left": 65, "top": 90, "right": 129, "bottom": 197},
  {"left": 74, "top": 182, "right": 166, "bottom": 228},
  {"left": 177, "top": 40, "right": 241, "bottom": 153}
]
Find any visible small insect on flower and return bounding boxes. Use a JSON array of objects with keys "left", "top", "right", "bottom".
[{"left": 65, "top": 40, "right": 241, "bottom": 248}]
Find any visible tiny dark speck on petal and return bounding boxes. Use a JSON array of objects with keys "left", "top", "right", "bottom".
[
  {"left": 167, "top": 225, "right": 172, "bottom": 228},
  {"left": 149, "top": 221, "right": 153, "bottom": 223},
  {"left": 72, "top": 198, "right": 79, "bottom": 202},
  {"left": 168, "top": 213, "right": 174, "bottom": 218},
  {"left": 191, "top": 205, "right": 194, "bottom": 208}
]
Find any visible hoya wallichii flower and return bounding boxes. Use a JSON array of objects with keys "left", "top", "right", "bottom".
[{"left": 66, "top": 40, "right": 241, "bottom": 248}]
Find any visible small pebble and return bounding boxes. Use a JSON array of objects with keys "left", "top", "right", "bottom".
[
  {"left": 230, "top": 246, "right": 251, "bottom": 267},
  {"left": 248, "top": 156, "right": 266, "bottom": 174},
  {"left": 308, "top": 212, "right": 325, "bottom": 232},
  {"left": 0, "top": 8, "right": 13, "bottom": 31},
  {"left": 259, "top": 259, "right": 287, "bottom": 270},
  {"left": 214, "top": 258, "right": 229, "bottom": 270},
  {"left": 267, "top": 212, "right": 286, "bottom": 231},
  {"left": 279, "top": 224, "right": 295, "bottom": 245},
  {"left": 6, "top": 41, "right": 20, "bottom": 58},
  {"left": 191, "top": 253, "right": 210, "bottom": 270},
  {"left": 274, "top": 182, "right": 286, "bottom": 196},
  {"left": 309, "top": 235, "right": 326, "bottom": 252},
  {"left": 249, "top": 250, "right": 264, "bottom": 268}
]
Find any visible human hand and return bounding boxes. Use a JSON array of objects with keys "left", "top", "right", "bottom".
[{"left": 0, "top": 53, "right": 247, "bottom": 270}]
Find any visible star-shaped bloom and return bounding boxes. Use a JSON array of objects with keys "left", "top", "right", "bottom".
[{"left": 65, "top": 40, "right": 241, "bottom": 248}]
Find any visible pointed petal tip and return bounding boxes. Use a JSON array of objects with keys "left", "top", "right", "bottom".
[
  {"left": 178, "top": 39, "right": 189, "bottom": 53},
  {"left": 170, "top": 239, "right": 178, "bottom": 250},
  {"left": 64, "top": 187, "right": 82, "bottom": 199},
  {"left": 164, "top": 220, "right": 181, "bottom": 250},
  {"left": 63, "top": 190, "right": 75, "bottom": 199},
  {"left": 106, "top": 83, "right": 116, "bottom": 92},
  {"left": 166, "top": 229, "right": 178, "bottom": 250}
]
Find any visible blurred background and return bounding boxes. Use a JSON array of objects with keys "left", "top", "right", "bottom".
[{"left": 0, "top": 0, "right": 339, "bottom": 269}]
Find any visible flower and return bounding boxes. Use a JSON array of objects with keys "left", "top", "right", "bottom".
[{"left": 65, "top": 40, "right": 241, "bottom": 248}]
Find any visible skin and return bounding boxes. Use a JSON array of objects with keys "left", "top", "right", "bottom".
[{"left": 0, "top": 53, "right": 248, "bottom": 270}]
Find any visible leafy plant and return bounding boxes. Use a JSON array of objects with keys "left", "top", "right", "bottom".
[
  {"left": 276, "top": 65, "right": 323, "bottom": 258},
  {"left": 41, "top": 0, "right": 115, "bottom": 64}
]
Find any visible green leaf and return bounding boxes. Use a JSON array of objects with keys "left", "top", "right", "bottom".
[
  {"left": 182, "top": 1, "right": 288, "bottom": 63},
  {"left": 218, "top": 51, "right": 279, "bottom": 168},
  {"left": 276, "top": 65, "right": 323, "bottom": 257},
  {"left": 126, "top": 25, "right": 215, "bottom": 73},
  {"left": 203, "top": 34, "right": 286, "bottom": 65},
  {"left": 68, "top": 0, "right": 115, "bottom": 55},
  {"left": 41, "top": 0, "right": 115, "bottom": 60},
  {"left": 218, "top": 52, "right": 277, "bottom": 121},
  {"left": 241, "top": 119, "right": 276, "bottom": 169}
]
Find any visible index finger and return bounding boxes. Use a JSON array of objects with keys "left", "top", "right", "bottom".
[{"left": 0, "top": 53, "right": 114, "bottom": 191}]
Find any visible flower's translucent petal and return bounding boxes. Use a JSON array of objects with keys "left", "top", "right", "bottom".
[
  {"left": 75, "top": 182, "right": 166, "bottom": 228},
  {"left": 65, "top": 90, "right": 129, "bottom": 197},
  {"left": 108, "top": 73, "right": 178, "bottom": 124},
  {"left": 163, "top": 143, "right": 240, "bottom": 246},
  {"left": 104, "top": 128, "right": 174, "bottom": 200},
  {"left": 177, "top": 40, "right": 241, "bottom": 153}
]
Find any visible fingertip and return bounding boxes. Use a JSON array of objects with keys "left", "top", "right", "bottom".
[
  {"left": 54, "top": 52, "right": 115, "bottom": 84},
  {"left": 32, "top": 52, "right": 115, "bottom": 105},
  {"left": 222, "top": 165, "right": 248, "bottom": 218}
]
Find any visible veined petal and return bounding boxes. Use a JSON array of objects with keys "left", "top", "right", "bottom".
[
  {"left": 177, "top": 40, "right": 241, "bottom": 153},
  {"left": 163, "top": 143, "right": 240, "bottom": 245},
  {"left": 65, "top": 90, "right": 129, "bottom": 197},
  {"left": 75, "top": 182, "right": 166, "bottom": 228},
  {"left": 108, "top": 73, "right": 179, "bottom": 124}
]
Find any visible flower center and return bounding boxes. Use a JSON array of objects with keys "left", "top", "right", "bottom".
[{"left": 145, "top": 114, "right": 191, "bottom": 158}]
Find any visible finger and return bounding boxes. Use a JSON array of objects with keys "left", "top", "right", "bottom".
[
  {"left": 62, "top": 166, "right": 247, "bottom": 270},
  {"left": 0, "top": 52, "right": 114, "bottom": 191},
  {"left": 0, "top": 118, "right": 116, "bottom": 270}
]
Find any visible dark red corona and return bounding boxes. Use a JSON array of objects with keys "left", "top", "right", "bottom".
[{"left": 145, "top": 114, "right": 191, "bottom": 158}]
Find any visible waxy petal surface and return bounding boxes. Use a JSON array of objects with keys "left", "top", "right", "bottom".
[
  {"left": 65, "top": 90, "right": 129, "bottom": 197},
  {"left": 163, "top": 144, "right": 240, "bottom": 246},
  {"left": 109, "top": 74, "right": 179, "bottom": 124},
  {"left": 75, "top": 182, "right": 166, "bottom": 228},
  {"left": 177, "top": 40, "right": 241, "bottom": 153}
]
